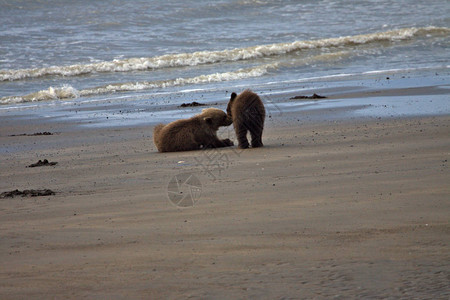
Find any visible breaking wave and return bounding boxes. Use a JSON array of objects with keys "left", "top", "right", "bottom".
[
  {"left": 0, "top": 49, "right": 355, "bottom": 104},
  {"left": 1, "top": 26, "right": 448, "bottom": 82},
  {"left": 0, "top": 64, "right": 277, "bottom": 104}
]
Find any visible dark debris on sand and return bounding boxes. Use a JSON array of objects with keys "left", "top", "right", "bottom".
[
  {"left": 1, "top": 189, "right": 56, "bottom": 198},
  {"left": 27, "top": 159, "right": 58, "bottom": 168},
  {"left": 9, "top": 132, "right": 54, "bottom": 137},
  {"left": 290, "top": 93, "right": 327, "bottom": 100},
  {"left": 179, "top": 101, "right": 206, "bottom": 108}
]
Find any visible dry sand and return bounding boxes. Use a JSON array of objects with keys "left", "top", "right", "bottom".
[{"left": 0, "top": 95, "right": 449, "bottom": 298}]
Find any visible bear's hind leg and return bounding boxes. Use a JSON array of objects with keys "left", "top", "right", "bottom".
[
  {"left": 250, "top": 127, "right": 263, "bottom": 148},
  {"left": 247, "top": 114, "right": 264, "bottom": 148},
  {"left": 235, "top": 123, "right": 249, "bottom": 149}
]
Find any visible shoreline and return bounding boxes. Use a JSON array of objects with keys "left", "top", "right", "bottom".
[
  {"left": 1, "top": 67, "right": 449, "bottom": 130},
  {"left": 1, "top": 82, "right": 449, "bottom": 298}
]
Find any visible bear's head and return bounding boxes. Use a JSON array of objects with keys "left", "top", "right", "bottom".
[
  {"left": 226, "top": 92, "right": 237, "bottom": 118},
  {"left": 200, "top": 108, "right": 232, "bottom": 130}
]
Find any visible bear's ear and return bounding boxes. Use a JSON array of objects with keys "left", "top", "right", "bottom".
[
  {"left": 204, "top": 117, "right": 213, "bottom": 125},
  {"left": 230, "top": 92, "right": 237, "bottom": 101}
]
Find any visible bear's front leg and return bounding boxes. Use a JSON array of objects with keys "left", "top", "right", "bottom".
[
  {"left": 221, "top": 138, "right": 234, "bottom": 147},
  {"left": 204, "top": 137, "right": 234, "bottom": 149}
]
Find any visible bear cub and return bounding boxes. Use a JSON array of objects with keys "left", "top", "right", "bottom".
[
  {"left": 153, "top": 108, "right": 233, "bottom": 152},
  {"left": 227, "top": 90, "right": 265, "bottom": 149}
]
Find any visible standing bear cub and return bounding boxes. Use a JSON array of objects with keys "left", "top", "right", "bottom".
[
  {"left": 153, "top": 108, "right": 233, "bottom": 152},
  {"left": 227, "top": 90, "right": 265, "bottom": 149}
]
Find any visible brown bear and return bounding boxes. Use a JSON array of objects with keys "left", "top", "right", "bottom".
[
  {"left": 227, "top": 89, "right": 265, "bottom": 149},
  {"left": 153, "top": 108, "right": 233, "bottom": 152}
]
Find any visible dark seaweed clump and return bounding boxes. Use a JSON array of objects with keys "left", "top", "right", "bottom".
[
  {"left": 0, "top": 189, "right": 56, "bottom": 198},
  {"left": 9, "top": 132, "right": 54, "bottom": 137},
  {"left": 290, "top": 93, "right": 327, "bottom": 100},
  {"left": 27, "top": 159, "right": 58, "bottom": 168},
  {"left": 179, "top": 101, "right": 206, "bottom": 107}
]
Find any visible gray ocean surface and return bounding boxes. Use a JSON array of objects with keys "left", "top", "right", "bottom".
[{"left": 0, "top": 0, "right": 449, "bottom": 125}]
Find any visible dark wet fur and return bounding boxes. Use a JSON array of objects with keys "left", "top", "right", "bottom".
[
  {"left": 153, "top": 108, "right": 233, "bottom": 152},
  {"left": 227, "top": 90, "right": 265, "bottom": 149}
]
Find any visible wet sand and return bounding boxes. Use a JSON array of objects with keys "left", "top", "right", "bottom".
[{"left": 0, "top": 87, "right": 449, "bottom": 298}]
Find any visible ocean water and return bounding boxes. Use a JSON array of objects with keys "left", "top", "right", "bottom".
[{"left": 0, "top": 0, "right": 449, "bottom": 125}]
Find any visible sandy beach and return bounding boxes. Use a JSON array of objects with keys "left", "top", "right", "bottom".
[{"left": 1, "top": 86, "right": 449, "bottom": 299}]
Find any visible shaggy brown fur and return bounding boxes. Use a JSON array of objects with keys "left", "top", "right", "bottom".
[
  {"left": 153, "top": 108, "right": 233, "bottom": 152},
  {"left": 227, "top": 90, "right": 265, "bottom": 149}
]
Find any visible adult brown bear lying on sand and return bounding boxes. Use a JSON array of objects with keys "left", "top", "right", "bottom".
[
  {"left": 227, "top": 90, "right": 265, "bottom": 149},
  {"left": 153, "top": 108, "right": 233, "bottom": 152}
]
